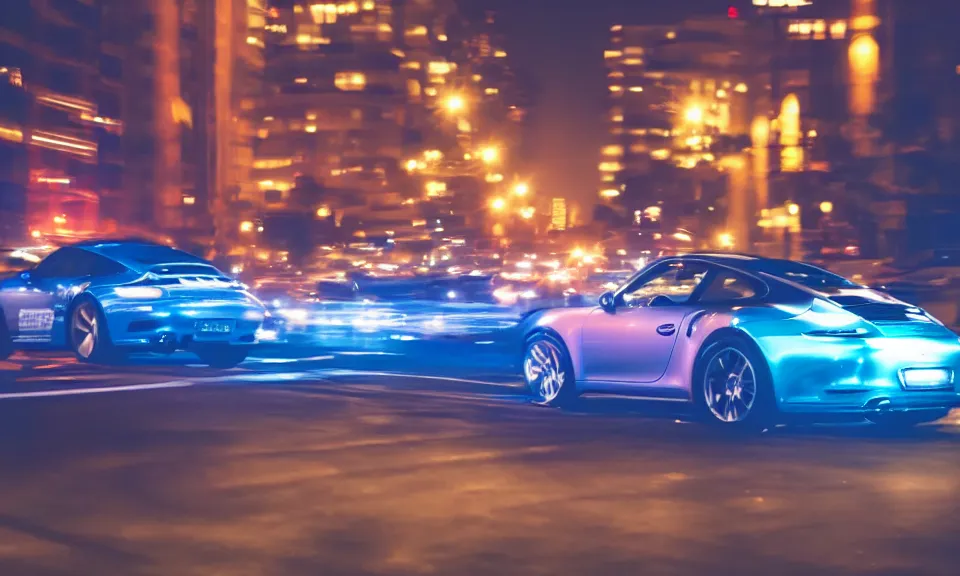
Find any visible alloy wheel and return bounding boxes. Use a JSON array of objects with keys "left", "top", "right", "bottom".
[
  {"left": 703, "top": 347, "right": 757, "bottom": 423},
  {"left": 523, "top": 340, "right": 567, "bottom": 403},
  {"left": 72, "top": 302, "right": 99, "bottom": 359}
]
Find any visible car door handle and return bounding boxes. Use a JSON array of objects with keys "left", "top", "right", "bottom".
[{"left": 656, "top": 323, "right": 676, "bottom": 336}]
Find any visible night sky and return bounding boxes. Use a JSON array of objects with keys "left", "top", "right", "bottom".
[{"left": 472, "top": 0, "right": 722, "bottom": 216}]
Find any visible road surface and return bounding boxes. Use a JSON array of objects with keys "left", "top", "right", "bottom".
[{"left": 1, "top": 347, "right": 959, "bottom": 575}]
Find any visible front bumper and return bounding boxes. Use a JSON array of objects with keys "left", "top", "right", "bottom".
[
  {"left": 760, "top": 334, "right": 960, "bottom": 415},
  {"left": 104, "top": 300, "right": 265, "bottom": 349}
]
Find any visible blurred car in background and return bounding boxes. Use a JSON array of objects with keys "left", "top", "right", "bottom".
[{"left": 0, "top": 240, "right": 271, "bottom": 367}]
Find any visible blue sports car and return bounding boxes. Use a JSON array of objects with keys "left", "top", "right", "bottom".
[
  {"left": 522, "top": 254, "right": 960, "bottom": 430},
  {"left": 0, "top": 240, "right": 269, "bottom": 368}
]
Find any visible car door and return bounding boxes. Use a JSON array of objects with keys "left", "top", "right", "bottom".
[
  {"left": 581, "top": 260, "right": 709, "bottom": 384},
  {"left": 0, "top": 248, "right": 81, "bottom": 343}
]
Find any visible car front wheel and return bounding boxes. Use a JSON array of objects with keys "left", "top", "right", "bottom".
[
  {"left": 195, "top": 345, "right": 249, "bottom": 369},
  {"left": 523, "top": 333, "right": 577, "bottom": 407}
]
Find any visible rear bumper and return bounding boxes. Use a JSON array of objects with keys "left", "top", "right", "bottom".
[
  {"left": 103, "top": 300, "right": 264, "bottom": 349},
  {"left": 761, "top": 333, "right": 960, "bottom": 415}
]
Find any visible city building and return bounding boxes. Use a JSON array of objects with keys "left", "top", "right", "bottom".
[
  {"left": 599, "top": 16, "right": 765, "bottom": 245},
  {"left": 251, "top": 1, "right": 534, "bottom": 255},
  {"left": 252, "top": 0, "right": 410, "bottom": 247},
  {"left": 116, "top": 0, "right": 265, "bottom": 246},
  {"left": 0, "top": 0, "right": 112, "bottom": 243}
]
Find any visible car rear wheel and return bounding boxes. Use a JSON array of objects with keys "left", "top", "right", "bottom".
[
  {"left": 70, "top": 298, "right": 116, "bottom": 364},
  {"left": 523, "top": 333, "right": 577, "bottom": 407},
  {"left": 195, "top": 345, "right": 249, "bottom": 369},
  {"left": 694, "top": 336, "right": 776, "bottom": 431}
]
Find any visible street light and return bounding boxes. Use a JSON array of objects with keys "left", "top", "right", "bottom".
[
  {"left": 513, "top": 182, "right": 529, "bottom": 197},
  {"left": 490, "top": 197, "right": 506, "bottom": 211},
  {"left": 519, "top": 206, "right": 535, "bottom": 219},
  {"left": 684, "top": 105, "right": 704, "bottom": 124},
  {"left": 480, "top": 146, "right": 499, "bottom": 164},
  {"left": 444, "top": 94, "right": 466, "bottom": 114},
  {"left": 819, "top": 201, "right": 833, "bottom": 214},
  {"left": 787, "top": 202, "right": 800, "bottom": 215},
  {"left": 239, "top": 220, "right": 254, "bottom": 233}
]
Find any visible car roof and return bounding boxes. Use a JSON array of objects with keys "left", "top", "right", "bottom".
[{"left": 72, "top": 241, "right": 207, "bottom": 272}]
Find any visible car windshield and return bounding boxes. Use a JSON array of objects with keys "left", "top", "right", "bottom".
[{"left": 760, "top": 260, "right": 857, "bottom": 290}]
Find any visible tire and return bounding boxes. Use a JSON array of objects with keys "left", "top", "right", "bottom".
[
  {"left": 195, "top": 345, "right": 249, "bottom": 369},
  {"left": 69, "top": 297, "right": 117, "bottom": 364},
  {"left": 868, "top": 410, "right": 949, "bottom": 429},
  {"left": 522, "top": 332, "right": 578, "bottom": 407},
  {"left": 693, "top": 334, "right": 776, "bottom": 432},
  {"left": 0, "top": 315, "right": 12, "bottom": 362}
]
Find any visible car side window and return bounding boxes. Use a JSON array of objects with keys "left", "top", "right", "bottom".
[
  {"left": 32, "top": 248, "right": 76, "bottom": 278},
  {"left": 620, "top": 262, "right": 708, "bottom": 307},
  {"left": 80, "top": 251, "right": 128, "bottom": 278},
  {"left": 697, "top": 270, "right": 761, "bottom": 304}
]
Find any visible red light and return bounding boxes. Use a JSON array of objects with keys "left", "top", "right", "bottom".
[{"left": 728, "top": 6, "right": 739, "bottom": 18}]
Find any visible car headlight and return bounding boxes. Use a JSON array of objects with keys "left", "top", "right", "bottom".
[{"left": 114, "top": 286, "right": 164, "bottom": 299}]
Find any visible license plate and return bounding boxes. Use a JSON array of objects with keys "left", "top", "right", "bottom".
[
  {"left": 901, "top": 368, "right": 953, "bottom": 390},
  {"left": 195, "top": 320, "right": 233, "bottom": 334}
]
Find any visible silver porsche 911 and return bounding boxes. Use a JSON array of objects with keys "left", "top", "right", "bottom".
[
  {"left": 521, "top": 253, "right": 960, "bottom": 430},
  {"left": 0, "top": 240, "right": 269, "bottom": 368}
]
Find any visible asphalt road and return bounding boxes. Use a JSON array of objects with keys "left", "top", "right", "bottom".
[{"left": 1, "top": 346, "right": 960, "bottom": 576}]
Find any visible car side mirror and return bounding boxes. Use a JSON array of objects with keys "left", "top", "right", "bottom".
[{"left": 598, "top": 291, "right": 616, "bottom": 313}]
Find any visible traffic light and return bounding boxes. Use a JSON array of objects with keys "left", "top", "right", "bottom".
[{"left": 728, "top": 5, "right": 739, "bottom": 18}]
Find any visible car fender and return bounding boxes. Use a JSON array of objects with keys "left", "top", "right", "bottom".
[{"left": 521, "top": 306, "right": 595, "bottom": 382}]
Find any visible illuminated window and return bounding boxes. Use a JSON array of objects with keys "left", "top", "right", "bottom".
[
  {"left": 600, "top": 189, "right": 620, "bottom": 198},
  {"left": 494, "top": 50, "right": 507, "bottom": 58},
  {"left": 650, "top": 149, "right": 670, "bottom": 160},
  {"left": 294, "top": 77, "right": 308, "bottom": 84},
  {"left": 305, "top": 125, "right": 317, "bottom": 133},
  {"left": 628, "top": 86, "right": 643, "bottom": 93},
  {"left": 609, "top": 85, "right": 623, "bottom": 93},
  {"left": 362, "top": 0, "right": 375, "bottom": 9},
  {"left": 402, "top": 61, "right": 422, "bottom": 70},
  {"left": 666, "top": 31, "right": 676, "bottom": 40},
  {"left": 406, "top": 25, "right": 428, "bottom": 36},
  {"left": 182, "top": 196, "right": 196, "bottom": 205},
  {"left": 428, "top": 61, "right": 453, "bottom": 75},
  {"left": 601, "top": 145, "right": 623, "bottom": 157},
  {"left": 611, "top": 25, "right": 622, "bottom": 32},
  {"left": 611, "top": 115, "right": 623, "bottom": 123},
  {"left": 608, "top": 71, "right": 624, "bottom": 78},
  {"left": 424, "top": 86, "right": 437, "bottom": 97},
  {"left": 598, "top": 162, "right": 622, "bottom": 172},
  {"left": 734, "top": 82, "right": 748, "bottom": 93},
  {"left": 335, "top": 72, "right": 366, "bottom": 91},
  {"left": 485, "top": 87, "right": 499, "bottom": 95},
  {"left": 624, "top": 47, "right": 644, "bottom": 55},
  {"left": 253, "top": 158, "right": 295, "bottom": 170},
  {"left": 604, "top": 50, "right": 622, "bottom": 59},
  {"left": 830, "top": 20, "right": 847, "bottom": 39},
  {"left": 623, "top": 58, "right": 644, "bottom": 66}
]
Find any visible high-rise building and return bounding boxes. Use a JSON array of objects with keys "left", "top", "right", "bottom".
[
  {"left": 0, "top": 0, "right": 113, "bottom": 242},
  {"left": 600, "top": 18, "right": 761, "bottom": 221},
  {"left": 114, "top": 0, "right": 264, "bottom": 245},
  {"left": 252, "top": 0, "right": 411, "bottom": 245}
]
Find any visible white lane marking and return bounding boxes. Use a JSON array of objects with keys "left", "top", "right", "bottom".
[
  {"left": 0, "top": 381, "right": 193, "bottom": 400},
  {"left": 318, "top": 369, "right": 520, "bottom": 388},
  {"left": 248, "top": 355, "right": 334, "bottom": 364}
]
